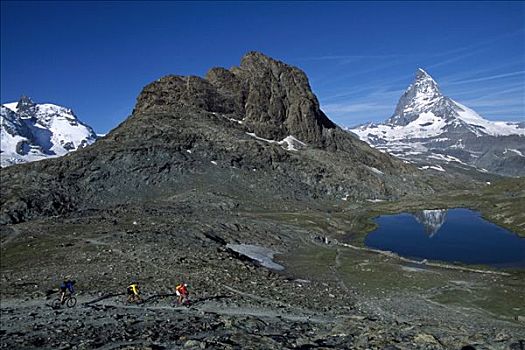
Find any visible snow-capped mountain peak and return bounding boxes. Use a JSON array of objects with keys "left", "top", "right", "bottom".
[
  {"left": 15, "top": 95, "right": 37, "bottom": 116},
  {"left": 350, "top": 69, "right": 525, "bottom": 176},
  {"left": 388, "top": 68, "right": 444, "bottom": 127},
  {"left": 1, "top": 96, "right": 98, "bottom": 167}
]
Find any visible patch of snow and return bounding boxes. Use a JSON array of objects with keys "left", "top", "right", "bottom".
[
  {"left": 226, "top": 244, "right": 284, "bottom": 271},
  {"left": 427, "top": 153, "right": 468, "bottom": 165},
  {"left": 367, "top": 199, "right": 385, "bottom": 203},
  {"left": 246, "top": 132, "right": 306, "bottom": 151},
  {"left": 186, "top": 149, "right": 192, "bottom": 154},
  {"left": 280, "top": 135, "right": 306, "bottom": 151},
  {"left": 211, "top": 160, "right": 217, "bottom": 165},
  {"left": 367, "top": 166, "right": 384, "bottom": 175},
  {"left": 3, "top": 102, "right": 18, "bottom": 112},
  {"left": 418, "top": 165, "right": 445, "bottom": 172},
  {"left": 229, "top": 118, "right": 243, "bottom": 124},
  {"left": 503, "top": 148, "right": 524, "bottom": 157}
]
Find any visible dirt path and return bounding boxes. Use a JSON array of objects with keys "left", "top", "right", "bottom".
[
  {"left": 331, "top": 248, "right": 352, "bottom": 294},
  {"left": 90, "top": 297, "right": 337, "bottom": 324}
]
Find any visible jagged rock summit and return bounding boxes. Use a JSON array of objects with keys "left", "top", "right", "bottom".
[
  {"left": 351, "top": 69, "right": 525, "bottom": 176},
  {"left": 1, "top": 96, "right": 97, "bottom": 167},
  {"left": 0, "top": 52, "right": 438, "bottom": 225},
  {"left": 135, "top": 51, "right": 337, "bottom": 146},
  {"left": 388, "top": 68, "right": 443, "bottom": 127}
]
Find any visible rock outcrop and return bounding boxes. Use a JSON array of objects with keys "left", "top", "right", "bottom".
[{"left": 134, "top": 51, "right": 337, "bottom": 147}]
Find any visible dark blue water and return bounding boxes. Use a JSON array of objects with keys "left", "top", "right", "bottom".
[{"left": 364, "top": 208, "right": 525, "bottom": 268}]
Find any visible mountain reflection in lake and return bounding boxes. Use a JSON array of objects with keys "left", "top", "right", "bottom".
[
  {"left": 364, "top": 208, "right": 525, "bottom": 268},
  {"left": 412, "top": 209, "right": 447, "bottom": 237}
]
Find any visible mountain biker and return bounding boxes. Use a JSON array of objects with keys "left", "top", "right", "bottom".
[
  {"left": 175, "top": 283, "right": 189, "bottom": 305},
  {"left": 59, "top": 279, "right": 76, "bottom": 303},
  {"left": 127, "top": 283, "right": 140, "bottom": 303}
]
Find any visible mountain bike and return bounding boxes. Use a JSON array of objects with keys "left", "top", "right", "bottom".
[
  {"left": 127, "top": 294, "right": 143, "bottom": 305},
  {"left": 52, "top": 294, "right": 77, "bottom": 309},
  {"left": 177, "top": 296, "right": 191, "bottom": 308}
]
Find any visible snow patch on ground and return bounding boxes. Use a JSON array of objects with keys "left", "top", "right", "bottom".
[
  {"left": 226, "top": 244, "right": 284, "bottom": 271},
  {"left": 367, "top": 166, "right": 384, "bottom": 175},
  {"left": 246, "top": 133, "right": 306, "bottom": 151},
  {"left": 503, "top": 148, "right": 524, "bottom": 157},
  {"left": 419, "top": 165, "right": 445, "bottom": 172},
  {"left": 427, "top": 153, "right": 468, "bottom": 165}
]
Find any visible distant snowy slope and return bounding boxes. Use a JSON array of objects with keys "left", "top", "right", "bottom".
[
  {"left": 1, "top": 96, "right": 97, "bottom": 167},
  {"left": 350, "top": 69, "right": 525, "bottom": 176}
]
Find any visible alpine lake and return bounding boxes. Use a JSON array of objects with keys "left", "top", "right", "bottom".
[{"left": 364, "top": 208, "right": 525, "bottom": 268}]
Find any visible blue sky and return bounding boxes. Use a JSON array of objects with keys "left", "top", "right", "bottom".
[{"left": 1, "top": 1, "right": 524, "bottom": 133}]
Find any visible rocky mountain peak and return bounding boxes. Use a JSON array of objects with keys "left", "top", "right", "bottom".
[
  {"left": 413, "top": 68, "right": 440, "bottom": 92},
  {"left": 388, "top": 69, "right": 444, "bottom": 126},
  {"left": 134, "top": 52, "right": 337, "bottom": 146},
  {"left": 16, "top": 95, "right": 37, "bottom": 117},
  {"left": 415, "top": 67, "right": 432, "bottom": 80}
]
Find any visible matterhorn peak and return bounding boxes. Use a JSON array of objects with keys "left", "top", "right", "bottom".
[
  {"left": 415, "top": 68, "right": 432, "bottom": 80},
  {"left": 350, "top": 66, "right": 525, "bottom": 177},
  {"left": 407, "top": 68, "right": 441, "bottom": 97},
  {"left": 386, "top": 69, "right": 444, "bottom": 126}
]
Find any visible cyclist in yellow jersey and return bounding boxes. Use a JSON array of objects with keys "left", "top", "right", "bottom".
[{"left": 127, "top": 283, "right": 141, "bottom": 303}]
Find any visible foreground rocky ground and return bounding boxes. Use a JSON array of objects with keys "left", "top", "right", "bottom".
[{"left": 1, "top": 196, "right": 524, "bottom": 349}]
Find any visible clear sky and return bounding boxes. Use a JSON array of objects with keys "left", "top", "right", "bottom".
[{"left": 1, "top": 1, "right": 524, "bottom": 133}]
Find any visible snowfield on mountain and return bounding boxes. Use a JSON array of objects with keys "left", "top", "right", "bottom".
[{"left": 1, "top": 96, "right": 97, "bottom": 167}]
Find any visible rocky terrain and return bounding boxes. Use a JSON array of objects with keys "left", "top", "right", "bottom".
[
  {"left": 1, "top": 52, "right": 524, "bottom": 349},
  {"left": 1, "top": 96, "right": 97, "bottom": 167},
  {"left": 1, "top": 196, "right": 524, "bottom": 349},
  {"left": 350, "top": 69, "right": 525, "bottom": 177}
]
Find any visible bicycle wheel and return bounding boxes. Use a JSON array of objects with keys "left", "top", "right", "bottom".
[
  {"left": 52, "top": 298, "right": 62, "bottom": 309},
  {"left": 66, "top": 296, "right": 77, "bottom": 308}
]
